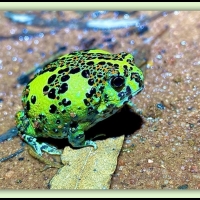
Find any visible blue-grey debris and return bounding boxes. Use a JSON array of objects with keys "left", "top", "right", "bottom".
[
  {"left": 86, "top": 19, "right": 141, "bottom": 29},
  {"left": 4, "top": 11, "right": 173, "bottom": 31},
  {"left": 177, "top": 184, "right": 188, "bottom": 190},
  {"left": 156, "top": 103, "right": 165, "bottom": 110},
  {"left": 4, "top": 11, "right": 36, "bottom": 25},
  {"left": 0, "top": 127, "right": 18, "bottom": 143}
]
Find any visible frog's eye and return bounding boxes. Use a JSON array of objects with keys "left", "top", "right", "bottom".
[{"left": 110, "top": 76, "right": 125, "bottom": 88}]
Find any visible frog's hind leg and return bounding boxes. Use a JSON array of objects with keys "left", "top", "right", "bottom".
[{"left": 21, "top": 134, "right": 62, "bottom": 156}]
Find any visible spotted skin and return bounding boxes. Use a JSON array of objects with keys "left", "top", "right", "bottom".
[{"left": 15, "top": 49, "right": 144, "bottom": 156}]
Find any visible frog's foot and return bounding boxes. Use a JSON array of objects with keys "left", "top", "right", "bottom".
[
  {"left": 22, "top": 134, "right": 62, "bottom": 156},
  {"left": 68, "top": 130, "right": 98, "bottom": 150},
  {"left": 70, "top": 139, "right": 98, "bottom": 150}
]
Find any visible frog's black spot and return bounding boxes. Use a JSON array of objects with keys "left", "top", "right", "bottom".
[
  {"left": 88, "top": 79, "right": 94, "bottom": 86},
  {"left": 104, "top": 94, "right": 109, "bottom": 102},
  {"left": 88, "top": 106, "right": 93, "bottom": 111},
  {"left": 49, "top": 104, "right": 57, "bottom": 114},
  {"left": 127, "top": 59, "right": 133, "bottom": 65},
  {"left": 26, "top": 100, "right": 30, "bottom": 111},
  {"left": 61, "top": 74, "right": 70, "bottom": 82},
  {"left": 121, "top": 53, "right": 128, "bottom": 59},
  {"left": 81, "top": 69, "right": 90, "bottom": 78},
  {"left": 87, "top": 61, "right": 94, "bottom": 66},
  {"left": 53, "top": 128, "right": 58, "bottom": 133},
  {"left": 115, "top": 58, "right": 123, "bottom": 61},
  {"left": 58, "top": 68, "right": 69, "bottom": 74},
  {"left": 86, "top": 87, "right": 96, "bottom": 98},
  {"left": 61, "top": 109, "right": 66, "bottom": 114},
  {"left": 138, "top": 78, "right": 143, "bottom": 88},
  {"left": 70, "top": 67, "right": 80, "bottom": 74},
  {"left": 135, "top": 76, "right": 142, "bottom": 86},
  {"left": 47, "top": 74, "right": 57, "bottom": 84},
  {"left": 69, "top": 64, "right": 74, "bottom": 68},
  {"left": 130, "top": 72, "right": 138, "bottom": 80},
  {"left": 56, "top": 119, "right": 61, "bottom": 124},
  {"left": 114, "top": 64, "right": 119, "bottom": 68},
  {"left": 40, "top": 67, "right": 57, "bottom": 75},
  {"left": 59, "top": 57, "right": 67, "bottom": 61},
  {"left": 93, "top": 71, "right": 97, "bottom": 76},
  {"left": 62, "top": 98, "right": 71, "bottom": 107},
  {"left": 118, "top": 91, "right": 126, "bottom": 100},
  {"left": 131, "top": 72, "right": 143, "bottom": 87},
  {"left": 128, "top": 95, "right": 133, "bottom": 100},
  {"left": 83, "top": 99, "right": 90, "bottom": 106},
  {"left": 39, "top": 114, "right": 46, "bottom": 121},
  {"left": 48, "top": 66, "right": 58, "bottom": 71},
  {"left": 107, "top": 62, "right": 113, "bottom": 66},
  {"left": 99, "top": 86, "right": 104, "bottom": 93},
  {"left": 31, "top": 95, "right": 36, "bottom": 104},
  {"left": 97, "top": 56, "right": 110, "bottom": 60},
  {"left": 58, "top": 83, "right": 68, "bottom": 94},
  {"left": 48, "top": 88, "right": 56, "bottom": 99},
  {"left": 98, "top": 61, "right": 106, "bottom": 65},
  {"left": 123, "top": 65, "right": 128, "bottom": 69},
  {"left": 126, "top": 86, "right": 131, "bottom": 96},
  {"left": 123, "top": 67, "right": 129, "bottom": 77},
  {"left": 70, "top": 121, "right": 78, "bottom": 129},
  {"left": 97, "top": 74, "right": 103, "bottom": 78},
  {"left": 22, "top": 86, "right": 30, "bottom": 98},
  {"left": 68, "top": 52, "right": 76, "bottom": 56},
  {"left": 43, "top": 85, "right": 49, "bottom": 93}
]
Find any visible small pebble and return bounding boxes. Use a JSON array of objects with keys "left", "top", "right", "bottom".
[
  {"left": 5, "top": 170, "right": 14, "bottom": 178},
  {"left": 156, "top": 54, "right": 162, "bottom": 60},
  {"left": 180, "top": 41, "right": 186, "bottom": 46},
  {"left": 148, "top": 159, "right": 153, "bottom": 163}
]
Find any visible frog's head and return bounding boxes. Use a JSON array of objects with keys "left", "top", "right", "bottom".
[{"left": 105, "top": 52, "right": 144, "bottom": 107}]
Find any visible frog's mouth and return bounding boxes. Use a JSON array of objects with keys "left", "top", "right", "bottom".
[
  {"left": 118, "top": 85, "right": 144, "bottom": 101},
  {"left": 131, "top": 84, "right": 144, "bottom": 96}
]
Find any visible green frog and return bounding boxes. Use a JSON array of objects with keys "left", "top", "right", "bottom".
[{"left": 15, "top": 49, "right": 144, "bottom": 158}]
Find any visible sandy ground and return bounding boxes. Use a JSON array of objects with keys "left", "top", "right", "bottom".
[{"left": 0, "top": 10, "right": 200, "bottom": 189}]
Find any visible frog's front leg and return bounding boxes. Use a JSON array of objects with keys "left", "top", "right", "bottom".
[
  {"left": 21, "top": 134, "right": 62, "bottom": 156},
  {"left": 68, "top": 127, "right": 97, "bottom": 150}
]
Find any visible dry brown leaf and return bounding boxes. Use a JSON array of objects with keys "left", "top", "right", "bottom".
[{"left": 49, "top": 135, "right": 124, "bottom": 189}]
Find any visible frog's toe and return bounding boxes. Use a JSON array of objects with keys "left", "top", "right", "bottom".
[{"left": 85, "top": 140, "right": 98, "bottom": 150}]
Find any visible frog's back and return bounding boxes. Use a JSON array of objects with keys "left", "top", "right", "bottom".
[{"left": 21, "top": 50, "right": 114, "bottom": 138}]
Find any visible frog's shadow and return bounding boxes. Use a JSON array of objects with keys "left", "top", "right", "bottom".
[{"left": 42, "top": 105, "right": 144, "bottom": 149}]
